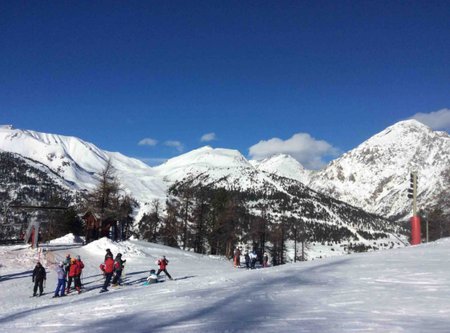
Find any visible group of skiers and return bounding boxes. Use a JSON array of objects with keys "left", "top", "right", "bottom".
[
  {"left": 54, "top": 254, "right": 85, "bottom": 297},
  {"left": 97, "top": 250, "right": 173, "bottom": 291},
  {"left": 234, "top": 248, "right": 269, "bottom": 269},
  {"left": 31, "top": 250, "right": 119, "bottom": 297},
  {"left": 31, "top": 254, "right": 85, "bottom": 297},
  {"left": 31, "top": 249, "right": 174, "bottom": 297},
  {"left": 99, "top": 248, "right": 126, "bottom": 292},
  {"left": 31, "top": 246, "right": 271, "bottom": 297},
  {"left": 32, "top": 246, "right": 273, "bottom": 297}
]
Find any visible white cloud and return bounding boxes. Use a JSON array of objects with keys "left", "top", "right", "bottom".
[
  {"left": 164, "top": 140, "right": 184, "bottom": 152},
  {"left": 200, "top": 132, "right": 217, "bottom": 142},
  {"left": 249, "top": 133, "right": 339, "bottom": 170},
  {"left": 138, "top": 138, "right": 158, "bottom": 146},
  {"left": 411, "top": 108, "right": 450, "bottom": 130}
]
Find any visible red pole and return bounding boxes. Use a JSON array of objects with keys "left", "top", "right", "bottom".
[{"left": 410, "top": 216, "right": 421, "bottom": 245}]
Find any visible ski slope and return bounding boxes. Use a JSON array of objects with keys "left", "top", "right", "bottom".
[{"left": 1, "top": 237, "right": 450, "bottom": 332}]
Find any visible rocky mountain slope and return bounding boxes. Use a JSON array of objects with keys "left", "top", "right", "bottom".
[{"left": 307, "top": 120, "right": 450, "bottom": 220}]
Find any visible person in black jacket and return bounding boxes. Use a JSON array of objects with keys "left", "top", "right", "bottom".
[
  {"left": 32, "top": 262, "right": 47, "bottom": 296},
  {"left": 111, "top": 253, "right": 126, "bottom": 286}
]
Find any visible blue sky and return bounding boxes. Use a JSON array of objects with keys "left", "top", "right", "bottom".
[{"left": 1, "top": 1, "right": 449, "bottom": 168}]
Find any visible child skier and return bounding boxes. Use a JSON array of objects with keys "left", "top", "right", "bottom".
[
  {"left": 112, "top": 253, "right": 126, "bottom": 286},
  {"left": 146, "top": 269, "right": 158, "bottom": 285},
  {"left": 53, "top": 262, "right": 66, "bottom": 298},
  {"left": 156, "top": 255, "right": 173, "bottom": 280},
  {"left": 66, "top": 258, "right": 78, "bottom": 294},
  {"left": 99, "top": 255, "right": 115, "bottom": 292},
  {"left": 74, "top": 255, "right": 84, "bottom": 292},
  {"left": 63, "top": 254, "right": 71, "bottom": 279}
]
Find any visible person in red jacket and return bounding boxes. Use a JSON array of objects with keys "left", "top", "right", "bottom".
[
  {"left": 99, "top": 256, "right": 115, "bottom": 292},
  {"left": 74, "top": 255, "right": 85, "bottom": 292},
  {"left": 66, "top": 258, "right": 78, "bottom": 294},
  {"left": 156, "top": 255, "right": 173, "bottom": 280}
]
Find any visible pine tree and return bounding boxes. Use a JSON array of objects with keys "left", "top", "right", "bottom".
[
  {"left": 138, "top": 200, "right": 162, "bottom": 242},
  {"left": 81, "top": 159, "right": 135, "bottom": 240}
]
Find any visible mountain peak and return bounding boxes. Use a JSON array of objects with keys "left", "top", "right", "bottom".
[
  {"left": 154, "top": 146, "right": 252, "bottom": 182},
  {"left": 252, "top": 153, "right": 311, "bottom": 184},
  {"left": 309, "top": 118, "right": 450, "bottom": 219},
  {"left": 385, "top": 119, "right": 433, "bottom": 133},
  {"left": 261, "top": 153, "right": 304, "bottom": 166},
  {"left": 358, "top": 119, "right": 441, "bottom": 150}
]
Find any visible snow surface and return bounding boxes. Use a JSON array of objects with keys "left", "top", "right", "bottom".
[
  {"left": 47, "top": 233, "right": 84, "bottom": 245},
  {"left": 1, "top": 237, "right": 450, "bottom": 332}
]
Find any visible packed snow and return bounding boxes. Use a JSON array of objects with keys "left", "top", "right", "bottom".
[
  {"left": 48, "top": 233, "right": 84, "bottom": 245},
  {"left": 1, "top": 237, "right": 450, "bottom": 332}
]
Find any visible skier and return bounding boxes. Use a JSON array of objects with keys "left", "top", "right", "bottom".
[
  {"left": 156, "top": 255, "right": 173, "bottom": 280},
  {"left": 32, "top": 261, "right": 46, "bottom": 297},
  {"left": 263, "top": 252, "right": 269, "bottom": 267},
  {"left": 111, "top": 253, "right": 126, "bottom": 286},
  {"left": 249, "top": 250, "right": 258, "bottom": 269},
  {"left": 53, "top": 261, "right": 66, "bottom": 298},
  {"left": 244, "top": 251, "right": 250, "bottom": 269},
  {"left": 146, "top": 269, "right": 158, "bottom": 285},
  {"left": 66, "top": 258, "right": 78, "bottom": 294},
  {"left": 63, "top": 254, "right": 71, "bottom": 279},
  {"left": 233, "top": 247, "right": 241, "bottom": 268},
  {"left": 99, "top": 255, "right": 115, "bottom": 292},
  {"left": 74, "top": 255, "right": 84, "bottom": 292}
]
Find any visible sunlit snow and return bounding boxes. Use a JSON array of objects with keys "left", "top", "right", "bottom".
[{"left": 1, "top": 237, "right": 449, "bottom": 332}]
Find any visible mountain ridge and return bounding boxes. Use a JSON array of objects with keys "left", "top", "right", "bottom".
[{"left": 0, "top": 119, "right": 448, "bottom": 223}]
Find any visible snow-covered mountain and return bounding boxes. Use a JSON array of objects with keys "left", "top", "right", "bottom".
[
  {"left": 250, "top": 153, "right": 313, "bottom": 185},
  {"left": 0, "top": 125, "right": 408, "bottom": 252},
  {"left": 0, "top": 125, "right": 166, "bottom": 211},
  {"left": 307, "top": 120, "right": 450, "bottom": 220},
  {"left": 2, "top": 119, "right": 447, "bottom": 227}
]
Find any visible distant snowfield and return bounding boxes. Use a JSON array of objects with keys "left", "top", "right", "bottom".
[{"left": 1, "top": 238, "right": 450, "bottom": 333}]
